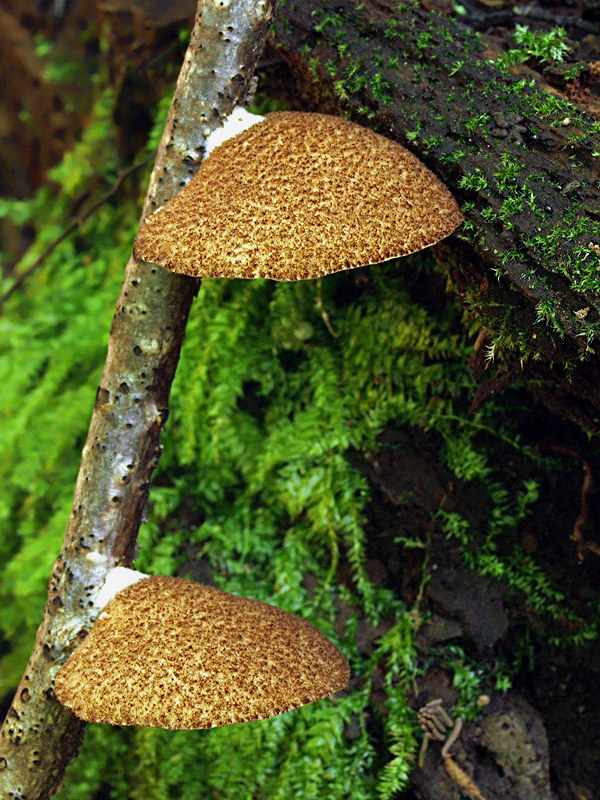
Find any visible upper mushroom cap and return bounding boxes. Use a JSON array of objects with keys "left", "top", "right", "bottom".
[
  {"left": 133, "top": 111, "right": 463, "bottom": 281},
  {"left": 54, "top": 575, "right": 350, "bottom": 729}
]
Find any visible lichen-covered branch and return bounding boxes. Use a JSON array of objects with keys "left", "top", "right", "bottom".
[
  {"left": 0, "top": 2, "right": 276, "bottom": 797},
  {"left": 270, "top": 0, "right": 600, "bottom": 365}
]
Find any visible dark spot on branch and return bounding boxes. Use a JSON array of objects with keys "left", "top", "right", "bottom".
[{"left": 95, "top": 387, "right": 110, "bottom": 407}]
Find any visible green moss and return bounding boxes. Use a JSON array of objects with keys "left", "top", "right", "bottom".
[
  {"left": 448, "top": 59, "right": 465, "bottom": 75},
  {"left": 415, "top": 31, "right": 433, "bottom": 52},
  {"left": 535, "top": 298, "right": 564, "bottom": 333},
  {"left": 370, "top": 72, "right": 392, "bottom": 103},
  {"left": 308, "top": 56, "right": 320, "bottom": 80},
  {"left": 384, "top": 19, "right": 399, "bottom": 39},
  {"left": 310, "top": 9, "right": 346, "bottom": 35},
  {"left": 495, "top": 24, "right": 571, "bottom": 73},
  {"left": 0, "top": 85, "right": 148, "bottom": 693},
  {"left": 422, "top": 134, "right": 443, "bottom": 153},
  {"left": 439, "top": 147, "right": 466, "bottom": 166},
  {"left": 280, "top": 1, "right": 600, "bottom": 353},
  {"left": 3, "top": 8, "right": 600, "bottom": 796},
  {"left": 458, "top": 168, "right": 488, "bottom": 192},
  {"left": 493, "top": 153, "right": 524, "bottom": 192}
]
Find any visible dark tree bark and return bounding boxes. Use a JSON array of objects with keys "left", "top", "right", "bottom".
[
  {"left": 0, "top": 2, "right": 276, "bottom": 797},
  {"left": 269, "top": 0, "right": 600, "bottom": 429}
]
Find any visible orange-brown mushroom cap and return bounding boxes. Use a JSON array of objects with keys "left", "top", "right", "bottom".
[
  {"left": 54, "top": 575, "right": 350, "bottom": 729},
  {"left": 133, "top": 111, "right": 463, "bottom": 281}
]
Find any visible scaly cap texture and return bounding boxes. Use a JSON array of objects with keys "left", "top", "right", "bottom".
[
  {"left": 134, "top": 111, "right": 463, "bottom": 280},
  {"left": 54, "top": 575, "right": 350, "bottom": 729}
]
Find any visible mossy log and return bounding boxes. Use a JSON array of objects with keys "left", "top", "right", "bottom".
[{"left": 270, "top": 0, "right": 600, "bottom": 429}]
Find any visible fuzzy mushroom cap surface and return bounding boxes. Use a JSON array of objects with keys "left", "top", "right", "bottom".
[
  {"left": 133, "top": 111, "right": 463, "bottom": 281},
  {"left": 54, "top": 575, "right": 350, "bottom": 729}
]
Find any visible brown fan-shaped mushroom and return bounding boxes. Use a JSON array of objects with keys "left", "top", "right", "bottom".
[
  {"left": 54, "top": 574, "right": 350, "bottom": 729},
  {"left": 134, "top": 111, "right": 463, "bottom": 281}
]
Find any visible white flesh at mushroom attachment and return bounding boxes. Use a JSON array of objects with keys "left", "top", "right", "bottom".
[{"left": 204, "top": 105, "right": 265, "bottom": 157}]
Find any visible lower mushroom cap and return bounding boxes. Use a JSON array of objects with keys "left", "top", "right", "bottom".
[
  {"left": 133, "top": 111, "right": 463, "bottom": 281},
  {"left": 54, "top": 576, "right": 350, "bottom": 729}
]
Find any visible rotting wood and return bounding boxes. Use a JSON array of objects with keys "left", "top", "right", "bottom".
[
  {"left": 0, "top": 2, "right": 276, "bottom": 797},
  {"left": 269, "top": 0, "right": 600, "bottom": 428}
]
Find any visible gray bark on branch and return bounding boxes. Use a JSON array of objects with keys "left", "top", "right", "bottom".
[{"left": 0, "top": 2, "right": 276, "bottom": 797}]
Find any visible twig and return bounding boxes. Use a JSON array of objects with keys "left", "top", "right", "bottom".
[
  {"left": 315, "top": 277, "right": 338, "bottom": 337},
  {"left": 0, "top": 154, "right": 155, "bottom": 309},
  {"left": 418, "top": 733, "right": 431, "bottom": 768},
  {"left": 443, "top": 755, "right": 489, "bottom": 800},
  {"left": 441, "top": 717, "right": 463, "bottom": 759},
  {"left": 541, "top": 444, "right": 599, "bottom": 562}
]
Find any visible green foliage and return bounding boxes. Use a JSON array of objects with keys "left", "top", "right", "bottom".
[
  {"left": 55, "top": 263, "right": 596, "bottom": 796},
  {"left": 372, "top": 617, "right": 419, "bottom": 798},
  {"left": 442, "top": 645, "right": 511, "bottom": 717},
  {"left": 496, "top": 24, "right": 571, "bottom": 72},
  {"left": 0, "top": 84, "right": 164, "bottom": 695},
  {"left": 438, "top": 474, "right": 598, "bottom": 645},
  {"left": 4, "top": 198, "right": 592, "bottom": 794},
  {"left": 458, "top": 168, "right": 488, "bottom": 193},
  {"left": 493, "top": 153, "right": 524, "bottom": 194}
]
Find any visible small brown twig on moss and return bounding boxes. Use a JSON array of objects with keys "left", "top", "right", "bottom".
[{"left": 542, "top": 444, "right": 599, "bottom": 561}]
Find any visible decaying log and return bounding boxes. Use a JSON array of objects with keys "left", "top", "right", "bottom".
[{"left": 270, "top": 0, "right": 600, "bottom": 427}]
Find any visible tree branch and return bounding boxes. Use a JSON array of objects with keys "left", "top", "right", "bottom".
[{"left": 0, "top": 2, "right": 276, "bottom": 797}]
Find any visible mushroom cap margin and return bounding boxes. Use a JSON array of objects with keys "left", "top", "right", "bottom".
[
  {"left": 54, "top": 575, "right": 350, "bottom": 729},
  {"left": 134, "top": 111, "right": 463, "bottom": 281}
]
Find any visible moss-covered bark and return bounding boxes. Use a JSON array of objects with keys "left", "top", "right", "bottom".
[{"left": 270, "top": 0, "right": 600, "bottom": 427}]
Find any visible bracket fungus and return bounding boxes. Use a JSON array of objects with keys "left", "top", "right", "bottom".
[
  {"left": 54, "top": 571, "right": 350, "bottom": 729},
  {"left": 134, "top": 110, "right": 463, "bottom": 281}
]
